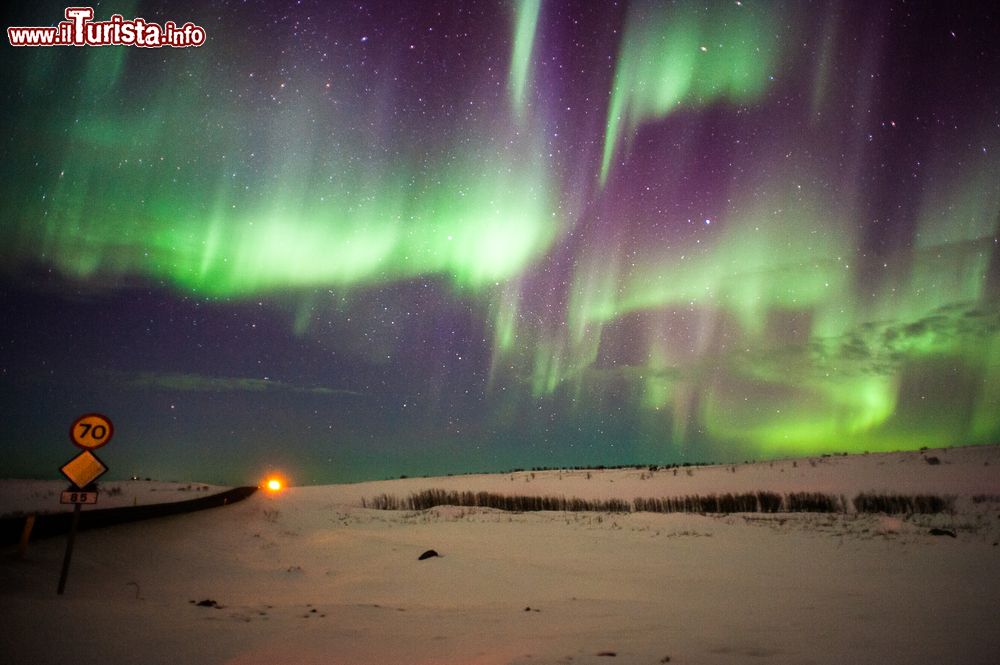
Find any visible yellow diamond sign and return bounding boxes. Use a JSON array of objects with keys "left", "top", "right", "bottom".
[{"left": 60, "top": 451, "right": 108, "bottom": 489}]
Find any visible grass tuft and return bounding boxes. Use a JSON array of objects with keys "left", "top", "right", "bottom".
[
  {"left": 853, "top": 493, "right": 954, "bottom": 514},
  {"left": 364, "top": 489, "right": 955, "bottom": 516}
]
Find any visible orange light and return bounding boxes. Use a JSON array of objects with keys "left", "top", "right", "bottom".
[{"left": 266, "top": 478, "right": 282, "bottom": 491}]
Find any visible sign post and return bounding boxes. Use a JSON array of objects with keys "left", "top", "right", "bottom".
[
  {"left": 57, "top": 413, "right": 113, "bottom": 595},
  {"left": 56, "top": 502, "right": 82, "bottom": 595}
]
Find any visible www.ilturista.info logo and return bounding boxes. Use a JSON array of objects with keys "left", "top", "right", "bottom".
[{"left": 8, "top": 7, "right": 205, "bottom": 48}]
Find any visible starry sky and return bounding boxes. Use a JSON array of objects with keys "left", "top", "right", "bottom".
[{"left": 1, "top": 0, "right": 998, "bottom": 485}]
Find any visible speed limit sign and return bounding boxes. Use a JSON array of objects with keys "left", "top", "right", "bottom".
[{"left": 69, "top": 413, "right": 114, "bottom": 450}]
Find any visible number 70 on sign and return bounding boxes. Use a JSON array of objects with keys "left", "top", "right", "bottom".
[{"left": 70, "top": 413, "right": 114, "bottom": 450}]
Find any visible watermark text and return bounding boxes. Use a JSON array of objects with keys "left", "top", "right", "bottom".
[{"left": 8, "top": 7, "right": 206, "bottom": 48}]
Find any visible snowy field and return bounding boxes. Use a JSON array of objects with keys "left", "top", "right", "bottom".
[{"left": 2, "top": 445, "right": 998, "bottom": 664}]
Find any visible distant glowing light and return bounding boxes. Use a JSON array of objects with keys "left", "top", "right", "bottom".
[{"left": 265, "top": 478, "right": 283, "bottom": 492}]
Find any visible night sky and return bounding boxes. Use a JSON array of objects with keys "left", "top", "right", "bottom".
[{"left": 2, "top": 1, "right": 998, "bottom": 485}]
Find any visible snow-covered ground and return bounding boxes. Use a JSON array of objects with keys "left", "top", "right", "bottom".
[
  {"left": 1, "top": 445, "right": 998, "bottom": 664},
  {"left": 322, "top": 444, "right": 1000, "bottom": 506}
]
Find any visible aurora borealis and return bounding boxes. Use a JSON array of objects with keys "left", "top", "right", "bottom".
[{"left": 1, "top": 0, "right": 998, "bottom": 484}]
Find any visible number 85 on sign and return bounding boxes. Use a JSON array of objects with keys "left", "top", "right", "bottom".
[{"left": 70, "top": 413, "right": 114, "bottom": 450}]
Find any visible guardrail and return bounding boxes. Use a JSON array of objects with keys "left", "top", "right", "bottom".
[{"left": 0, "top": 486, "right": 258, "bottom": 545}]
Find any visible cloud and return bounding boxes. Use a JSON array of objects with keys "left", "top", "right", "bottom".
[
  {"left": 809, "top": 302, "right": 999, "bottom": 376},
  {"left": 115, "top": 372, "right": 365, "bottom": 397}
]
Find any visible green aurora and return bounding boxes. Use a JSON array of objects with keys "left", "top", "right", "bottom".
[{"left": 1, "top": 0, "right": 998, "bottom": 482}]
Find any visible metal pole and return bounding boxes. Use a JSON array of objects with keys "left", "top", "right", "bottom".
[
  {"left": 57, "top": 503, "right": 82, "bottom": 595},
  {"left": 18, "top": 514, "right": 36, "bottom": 559}
]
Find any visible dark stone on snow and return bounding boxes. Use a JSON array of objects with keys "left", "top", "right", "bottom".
[
  {"left": 418, "top": 549, "right": 439, "bottom": 560},
  {"left": 928, "top": 528, "right": 956, "bottom": 538}
]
